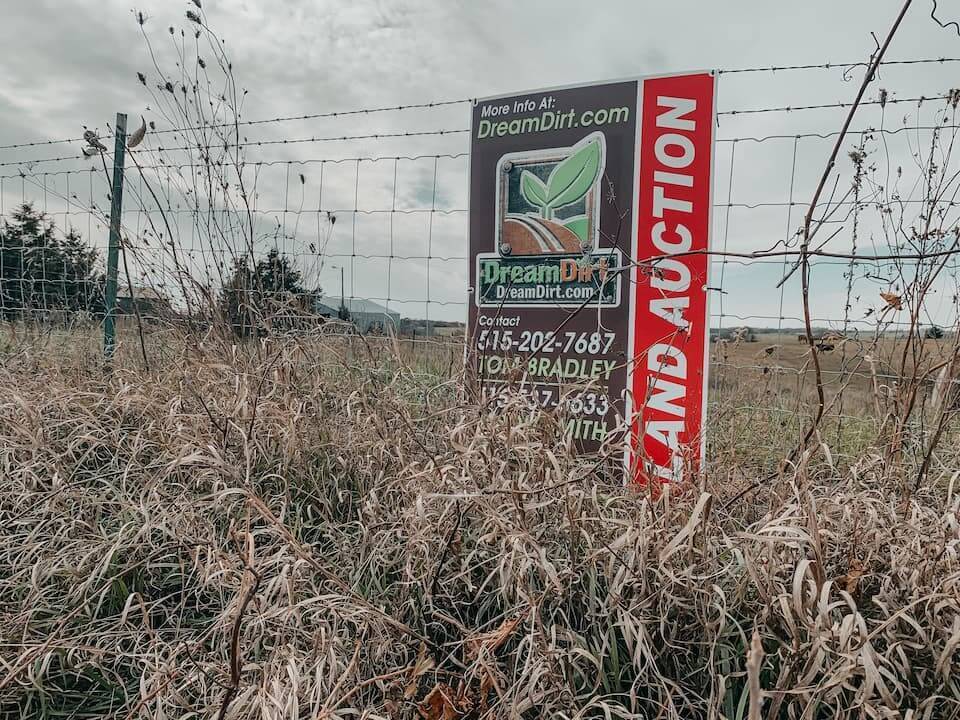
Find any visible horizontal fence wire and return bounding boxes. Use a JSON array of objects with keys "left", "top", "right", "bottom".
[{"left": 3, "top": 55, "right": 960, "bottom": 152}]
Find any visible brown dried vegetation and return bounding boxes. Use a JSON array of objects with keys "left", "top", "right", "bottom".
[{"left": 0, "top": 334, "right": 957, "bottom": 718}]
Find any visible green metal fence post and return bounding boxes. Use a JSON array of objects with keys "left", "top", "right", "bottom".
[{"left": 103, "top": 113, "right": 127, "bottom": 363}]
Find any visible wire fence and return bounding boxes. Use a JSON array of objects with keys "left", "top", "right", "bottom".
[
  {"left": 2, "top": 56, "right": 960, "bottom": 469},
  {"left": 0, "top": 60, "right": 956, "bottom": 315}
]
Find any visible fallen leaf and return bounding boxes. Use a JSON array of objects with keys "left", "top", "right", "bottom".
[
  {"left": 418, "top": 683, "right": 471, "bottom": 720},
  {"left": 465, "top": 613, "right": 525, "bottom": 659},
  {"left": 405, "top": 642, "right": 435, "bottom": 699},
  {"left": 880, "top": 291, "right": 903, "bottom": 310},
  {"left": 479, "top": 673, "right": 494, "bottom": 713},
  {"left": 839, "top": 558, "right": 865, "bottom": 594}
]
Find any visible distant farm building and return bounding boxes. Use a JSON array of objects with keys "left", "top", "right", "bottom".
[
  {"left": 432, "top": 324, "right": 465, "bottom": 338},
  {"left": 399, "top": 319, "right": 465, "bottom": 337},
  {"left": 314, "top": 297, "right": 400, "bottom": 334},
  {"left": 116, "top": 287, "right": 172, "bottom": 321}
]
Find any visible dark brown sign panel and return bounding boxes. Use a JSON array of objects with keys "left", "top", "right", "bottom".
[{"left": 467, "top": 75, "right": 716, "bottom": 483}]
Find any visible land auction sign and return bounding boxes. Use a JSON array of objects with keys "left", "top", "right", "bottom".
[{"left": 467, "top": 73, "right": 716, "bottom": 484}]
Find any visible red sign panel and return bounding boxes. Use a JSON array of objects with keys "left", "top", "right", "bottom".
[
  {"left": 628, "top": 73, "right": 716, "bottom": 484},
  {"left": 467, "top": 72, "right": 716, "bottom": 486}
]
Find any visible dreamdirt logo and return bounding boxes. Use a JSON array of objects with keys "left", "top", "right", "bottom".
[
  {"left": 496, "top": 132, "right": 606, "bottom": 257},
  {"left": 476, "top": 131, "right": 618, "bottom": 308}
]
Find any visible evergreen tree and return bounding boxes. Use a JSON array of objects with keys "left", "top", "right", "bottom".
[
  {"left": 219, "top": 248, "right": 308, "bottom": 336},
  {"left": 0, "top": 203, "right": 102, "bottom": 320}
]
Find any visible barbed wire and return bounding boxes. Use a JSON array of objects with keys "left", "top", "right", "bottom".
[
  {"left": 0, "top": 99, "right": 473, "bottom": 152},
  {"left": 5, "top": 113, "right": 960, "bottom": 173},
  {"left": 0, "top": 129, "right": 472, "bottom": 169},
  {"left": 0, "top": 153, "right": 471, "bottom": 181},
  {"left": 3, "top": 71, "right": 960, "bottom": 367},
  {"left": 715, "top": 56, "right": 960, "bottom": 74},
  {"left": 2, "top": 56, "right": 959, "bottom": 153},
  {"left": 718, "top": 93, "right": 955, "bottom": 116}
]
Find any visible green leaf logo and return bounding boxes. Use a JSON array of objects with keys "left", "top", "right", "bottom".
[
  {"left": 544, "top": 136, "right": 602, "bottom": 218},
  {"left": 520, "top": 170, "right": 547, "bottom": 209},
  {"left": 563, "top": 216, "right": 589, "bottom": 244}
]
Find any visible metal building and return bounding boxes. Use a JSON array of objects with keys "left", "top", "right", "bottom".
[{"left": 314, "top": 297, "right": 400, "bottom": 334}]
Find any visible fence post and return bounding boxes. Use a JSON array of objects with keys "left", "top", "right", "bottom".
[{"left": 103, "top": 113, "right": 127, "bottom": 363}]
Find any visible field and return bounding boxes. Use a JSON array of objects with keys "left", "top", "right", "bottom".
[
  {"left": 0, "top": 323, "right": 958, "bottom": 719},
  {"left": 708, "top": 332, "right": 959, "bottom": 469}
]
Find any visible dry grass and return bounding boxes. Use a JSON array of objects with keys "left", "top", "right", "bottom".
[
  {"left": 713, "top": 333, "right": 956, "bottom": 407},
  {"left": 709, "top": 333, "right": 960, "bottom": 474},
  {"left": 0, "top": 330, "right": 959, "bottom": 719}
]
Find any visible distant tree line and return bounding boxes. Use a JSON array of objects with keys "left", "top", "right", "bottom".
[
  {"left": 0, "top": 205, "right": 319, "bottom": 337},
  {"left": 219, "top": 248, "right": 313, "bottom": 337},
  {"left": 398, "top": 318, "right": 465, "bottom": 336},
  {"left": 0, "top": 204, "right": 103, "bottom": 320}
]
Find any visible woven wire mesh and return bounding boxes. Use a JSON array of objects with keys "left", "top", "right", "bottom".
[{"left": 2, "top": 59, "right": 959, "bottom": 468}]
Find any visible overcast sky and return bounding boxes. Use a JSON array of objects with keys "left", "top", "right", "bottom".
[{"left": 2, "top": 0, "right": 960, "bottom": 326}]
